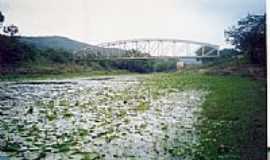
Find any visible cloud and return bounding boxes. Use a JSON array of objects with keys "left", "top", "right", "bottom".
[{"left": 0, "top": 0, "right": 265, "bottom": 46}]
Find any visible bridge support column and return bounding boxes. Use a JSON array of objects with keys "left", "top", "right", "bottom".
[{"left": 176, "top": 59, "right": 185, "bottom": 71}]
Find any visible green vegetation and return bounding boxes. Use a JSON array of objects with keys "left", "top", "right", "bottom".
[
  {"left": 135, "top": 101, "right": 151, "bottom": 112},
  {"left": 19, "top": 36, "right": 94, "bottom": 52},
  {"left": 111, "top": 59, "right": 177, "bottom": 73},
  {"left": 81, "top": 153, "right": 101, "bottom": 160},
  {"left": 148, "top": 72, "right": 266, "bottom": 159},
  {"left": 225, "top": 14, "right": 266, "bottom": 65}
]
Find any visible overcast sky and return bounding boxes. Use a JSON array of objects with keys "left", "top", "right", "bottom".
[{"left": 0, "top": 0, "right": 266, "bottom": 46}]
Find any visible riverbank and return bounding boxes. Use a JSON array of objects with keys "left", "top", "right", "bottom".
[
  {"left": 147, "top": 72, "right": 266, "bottom": 159},
  {"left": 0, "top": 69, "right": 131, "bottom": 81},
  {"left": 0, "top": 71, "right": 266, "bottom": 159}
]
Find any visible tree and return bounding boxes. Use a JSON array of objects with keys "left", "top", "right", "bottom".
[
  {"left": 0, "top": 11, "right": 4, "bottom": 22},
  {"left": 125, "top": 49, "right": 151, "bottom": 57},
  {"left": 0, "top": 11, "right": 4, "bottom": 29},
  {"left": 3, "top": 24, "right": 19, "bottom": 37},
  {"left": 225, "top": 14, "right": 266, "bottom": 65}
]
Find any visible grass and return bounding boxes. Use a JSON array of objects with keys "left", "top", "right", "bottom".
[{"left": 147, "top": 71, "right": 266, "bottom": 160}]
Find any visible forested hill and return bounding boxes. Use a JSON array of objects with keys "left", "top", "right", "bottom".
[{"left": 18, "top": 36, "right": 96, "bottom": 52}]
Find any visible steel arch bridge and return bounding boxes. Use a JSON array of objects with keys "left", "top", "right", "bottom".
[{"left": 75, "top": 38, "right": 220, "bottom": 59}]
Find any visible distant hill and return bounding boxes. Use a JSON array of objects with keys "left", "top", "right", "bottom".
[
  {"left": 18, "top": 36, "right": 97, "bottom": 52},
  {"left": 18, "top": 36, "right": 127, "bottom": 57}
]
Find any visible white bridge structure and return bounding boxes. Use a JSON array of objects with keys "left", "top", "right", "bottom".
[{"left": 76, "top": 38, "right": 220, "bottom": 60}]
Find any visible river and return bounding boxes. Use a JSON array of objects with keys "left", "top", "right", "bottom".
[{"left": 0, "top": 75, "right": 206, "bottom": 160}]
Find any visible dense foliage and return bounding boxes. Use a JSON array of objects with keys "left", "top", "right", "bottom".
[
  {"left": 0, "top": 35, "right": 33, "bottom": 66},
  {"left": 225, "top": 14, "right": 266, "bottom": 65},
  {"left": 0, "top": 35, "right": 72, "bottom": 66}
]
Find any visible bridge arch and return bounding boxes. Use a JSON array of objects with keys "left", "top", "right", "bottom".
[{"left": 75, "top": 38, "right": 220, "bottom": 59}]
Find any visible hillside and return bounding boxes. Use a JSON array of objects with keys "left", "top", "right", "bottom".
[
  {"left": 18, "top": 36, "right": 126, "bottom": 57},
  {"left": 18, "top": 36, "right": 97, "bottom": 52}
]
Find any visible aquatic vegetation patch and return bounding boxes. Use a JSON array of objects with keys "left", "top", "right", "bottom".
[
  {"left": 135, "top": 101, "right": 150, "bottom": 112},
  {"left": 0, "top": 75, "right": 207, "bottom": 159}
]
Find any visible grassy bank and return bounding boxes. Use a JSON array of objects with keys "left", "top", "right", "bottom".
[{"left": 147, "top": 72, "right": 266, "bottom": 159}]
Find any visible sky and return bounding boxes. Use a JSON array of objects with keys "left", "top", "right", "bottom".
[{"left": 0, "top": 0, "right": 266, "bottom": 46}]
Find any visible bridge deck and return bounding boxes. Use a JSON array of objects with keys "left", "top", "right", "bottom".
[{"left": 84, "top": 56, "right": 219, "bottom": 60}]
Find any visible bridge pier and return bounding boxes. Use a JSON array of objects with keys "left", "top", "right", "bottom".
[{"left": 176, "top": 59, "right": 185, "bottom": 71}]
